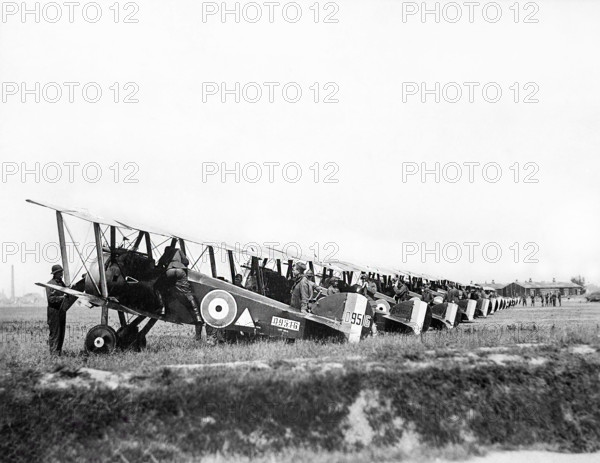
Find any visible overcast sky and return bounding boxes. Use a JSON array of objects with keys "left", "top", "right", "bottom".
[{"left": 1, "top": 0, "right": 599, "bottom": 296}]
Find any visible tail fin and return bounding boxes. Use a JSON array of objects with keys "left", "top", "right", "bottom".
[
  {"left": 445, "top": 302, "right": 458, "bottom": 326},
  {"left": 481, "top": 299, "right": 490, "bottom": 317},
  {"left": 410, "top": 299, "right": 428, "bottom": 334},
  {"left": 341, "top": 293, "right": 370, "bottom": 343},
  {"left": 466, "top": 299, "right": 476, "bottom": 321}
]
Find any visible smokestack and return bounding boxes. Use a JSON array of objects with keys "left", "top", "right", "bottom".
[
  {"left": 11, "top": 265, "right": 15, "bottom": 302},
  {"left": 552, "top": 277, "right": 556, "bottom": 283}
]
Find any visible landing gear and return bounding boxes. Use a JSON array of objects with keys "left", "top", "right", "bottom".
[
  {"left": 116, "top": 325, "right": 147, "bottom": 352},
  {"left": 116, "top": 315, "right": 155, "bottom": 352},
  {"left": 84, "top": 313, "right": 156, "bottom": 354},
  {"left": 84, "top": 325, "right": 118, "bottom": 354}
]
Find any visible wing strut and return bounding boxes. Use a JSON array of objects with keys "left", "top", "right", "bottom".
[
  {"left": 93, "top": 222, "right": 109, "bottom": 325},
  {"left": 227, "top": 250, "right": 236, "bottom": 283},
  {"left": 145, "top": 232, "right": 153, "bottom": 259},
  {"left": 63, "top": 218, "right": 101, "bottom": 296},
  {"left": 56, "top": 211, "right": 71, "bottom": 286},
  {"left": 208, "top": 246, "right": 218, "bottom": 278},
  {"left": 110, "top": 226, "right": 116, "bottom": 261},
  {"left": 131, "top": 231, "right": 144, "bottom": 252}
]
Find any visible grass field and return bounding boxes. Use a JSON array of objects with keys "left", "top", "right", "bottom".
[{"left": 1, "top": 301, "right": 600, "bottom": 462}]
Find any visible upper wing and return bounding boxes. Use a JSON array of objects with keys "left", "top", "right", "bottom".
[{"left": 26, "top": 199, "right": 124, "bottom": 228}]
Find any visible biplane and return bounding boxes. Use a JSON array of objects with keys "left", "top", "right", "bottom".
[
  {"left": 317, "top": 260, "right": 432, "bottom": 335},
  {"left": 28, "top": 200, "right": 374, "bottom": 353},
  {"left": 250, "top": 257, "right": 431, "bottom": 336}
]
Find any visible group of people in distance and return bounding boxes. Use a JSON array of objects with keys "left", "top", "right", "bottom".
[
  {"left": 521, "top": 292, "right": 562, "bottom": 307},
  {"left": 282, "top": 261, "right": 494, "bottom": 314}
]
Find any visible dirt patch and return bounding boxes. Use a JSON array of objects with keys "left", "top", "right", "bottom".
[
  {"left": 457, "top": 450, "right": 600, "bottom": 463},
  {"left": 343, "top": 390, "right": 377, "bottom": 446},
  {"left": 571, "top": 345, "right": 596, "bottom": 355},
  {"left": 487, "top": 354, "right": 523, "bottom": 365},
  {"left": 37, "top": 367, "right": 138, "bottom": 391},
  {"left": 166, "top": 360, "right": 272, "bottom": 370}
]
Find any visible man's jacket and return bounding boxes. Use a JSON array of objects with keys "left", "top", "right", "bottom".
[
  {"left": 46, "top": 277, "right": 66, "bottom": 310},
  {"left": 448, "top": 288, "right": 460, "bottom": 303},
  {"left": 290, "top": 275, "right": 312, "bottom": 311},
  {"left": 168, "top": 249, "right": 190, "bottom": 270},
  {"left": 393, "top": 283, "right": 408, "bottom": 300}
]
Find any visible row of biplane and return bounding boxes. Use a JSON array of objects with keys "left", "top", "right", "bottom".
[{"left": 28, "top": 199, "right": 517, "bottom": 353}]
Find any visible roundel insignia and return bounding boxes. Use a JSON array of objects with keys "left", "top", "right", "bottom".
[
  {"left": 374, "top": 299, "right": 390, "bottom": 314},
  {"left": 200, "top": 290, "right": 238, "bottom": 328}
]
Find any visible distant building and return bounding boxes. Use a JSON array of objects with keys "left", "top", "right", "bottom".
[
  {"left": 475, "top": 280, "right": 506, "bottom": 294},
  {"left": 499, "top": 278, "right": 583, "bottom": 297},
  {"left": 16, "top": 292, "right": 46, "bottom": 306}
]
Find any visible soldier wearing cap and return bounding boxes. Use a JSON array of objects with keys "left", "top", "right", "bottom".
[
  {"left": 326, "top": 276, "right": 341, "bottom": 296},
  {"left": 46, "top": 264, "right": 67, "bottom": 355},
  {"left": 392, "top": 276, "right": 409, "bottom": 303},
  {"left": 421, "top": 282, "right": 434, "bottom": 304},
  {"left": 447, "top": 283, "right": 460, "bottom": 303},
  {"left": 234, "top": 274, "right": 244, "bottom": 287},
  {"left": 290, "top": 262, "right": 312, "bottom": 313}
]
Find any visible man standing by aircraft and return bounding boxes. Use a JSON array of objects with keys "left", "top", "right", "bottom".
[
  {"left": 157, "top": 246, "right": 206, "bottom": 340},
  {"left": 290, "top": 262, "right": 312, "bottom": 313},
  {"left": 421, "top": 282, "right": 434, "bottom": 303},
  {"left": 392, "top": 277, "right": 409, "bottom": 303},
  {"left": 447, "top": 283, "right": 460, "bottom": 303},
  {"left": 46, "top": 264, "right": 67, "bottom": 355}
]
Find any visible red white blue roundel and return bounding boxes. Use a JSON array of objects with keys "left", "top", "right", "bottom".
[
  {"left": 200, "top": 290, "right": 238, "bottom": 328},
  {"left": 374, "top": 299, "right": 391, "bottom": 314}
]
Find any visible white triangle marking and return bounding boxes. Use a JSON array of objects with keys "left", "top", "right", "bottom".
[{"left": 235, "top": 308, "right": 255, "bottom": 328}]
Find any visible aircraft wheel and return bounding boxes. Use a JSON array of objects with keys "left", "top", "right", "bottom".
[{"left": 85, "top": 325, "right": 118, "bottom": 354}]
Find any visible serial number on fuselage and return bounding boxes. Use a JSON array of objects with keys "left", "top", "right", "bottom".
[{"left": 271, "top": 316, "right": 301, "bottom": 331}]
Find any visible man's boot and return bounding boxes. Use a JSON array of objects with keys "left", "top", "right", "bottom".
[
  {"left": 187, "top": 294, "right": 203, "bottom": 323},
  {"left": 195, "top": 324, "right": 208, "bottom": 343},
  {"left": 186, "top": 294, "right": 208, "bottom": 343}
]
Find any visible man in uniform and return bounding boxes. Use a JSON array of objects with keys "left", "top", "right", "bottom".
[
  {"left": 326, "top": 277, "right": 341, "bottom": 296},
  {"left": 305, "top": 269, "right": 325, "bottom": 294},
  {"left": 290, "top": 262, "right": 312, "bottom": 313},
  {"left": 46, "top": 264, "right": 67, "bottom": 355},
  {"left": 365, "top": 278, "right": 378, "bottom": 298},
  {"left": 234, "top": 274, "right": 244, "bottom": 287},
  {"left": 469, "top": 288, "right": 479, "bottom": 300},
  {"left": 392, "top": 277, "right": 409, "bottom": 303},
  {"left": 157, "top": 246, "right": 205, "bottom": 339},
  {"left": 447, "top": 283, "right": 461, "bottom": 303},
  {"left": 421, "top": 282, "right": 434, "bottom": 304}
]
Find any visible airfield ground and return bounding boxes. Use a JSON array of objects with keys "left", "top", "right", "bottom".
[{"left": 1, "top": 300, "right": 600, "bottom": 462}]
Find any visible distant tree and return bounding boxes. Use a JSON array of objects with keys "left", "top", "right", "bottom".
[{"left": 571, "top": 275, "right": 586, "bottom": 288}]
